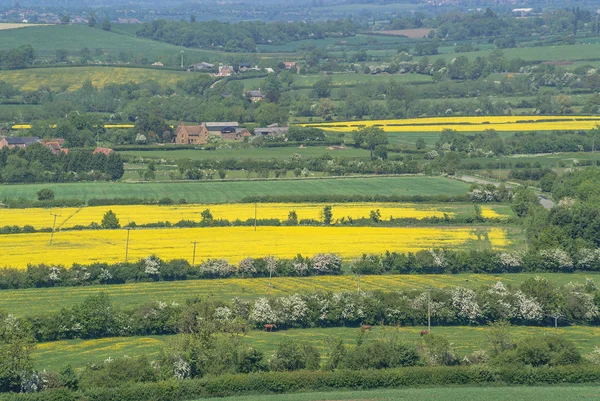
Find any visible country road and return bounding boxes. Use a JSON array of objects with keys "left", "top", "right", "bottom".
[{"left": 454, "top": 174, "right": 554, "bottom": 209}]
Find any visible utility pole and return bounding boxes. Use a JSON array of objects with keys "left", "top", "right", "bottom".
[
  {"left": 254, "top": 202, "right": 257, "bottom": 232},
  {"left": 49, "top": 213, "right": 61, "bottom": 245},
  {"left": 180, "top": 50, "right": 184, "bottom": 69},
  {"left": 268, "top": 268, "right": 272, "bottom": 295},
  {"left": 357, "top": 274, "right": 361, "bottom": 293},
  {"left": 125, "top": 227, "right": 131, "bottom": 262},
  {"left": 498, "top": 160, "right": 501, "bottom": 181},
  {"left": 550, "top": 314, "right": 560, "bottom": 330},
  {"left": 427, "top": 288, "right": 431, "bottom": 334},
  {"left": 191, "top": 241, "right": 197, "bottom": 267},
  {"left": 593, "top": 138, "right": 596, "bottom": 167}
]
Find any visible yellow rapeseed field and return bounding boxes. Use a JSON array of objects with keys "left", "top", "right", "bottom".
[
  {"left": 0, "top": 23, "right": 51, "bottom": 30},
  {"left": 1, "top": 203, "right": 508, "bottom": 230},
  {"left": 303, "top": 116, "right": 600, "bottom": 132},
  {"left": 0, "top": 226, "right": 509, "bottom": 268}
]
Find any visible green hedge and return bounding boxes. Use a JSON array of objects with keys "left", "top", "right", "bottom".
[
  {"left": 3, "top": 366, "right": 600, "bottom": 401},
  {"left": 240, "top": 194, "right": 472, "bottom": 203}
]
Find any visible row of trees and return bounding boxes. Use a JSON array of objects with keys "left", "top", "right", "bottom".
[
  {"left": 1, "top": 289, "right": 588, "bottom": 395},
  {"left": 435, "top": 128, "right": 600, "bottom": 157},
  {"left": 136, "top": 19, "right": 359, "bottom": 51},
  {"left": 7, "top": 238, "right": 600, "bottom": 290},
  {"left": 0, "top": 144, "right": 124, "bottom": 183}
]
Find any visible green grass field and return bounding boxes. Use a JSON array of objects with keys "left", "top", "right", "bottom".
[
  {"left": 241, "top": 72, "right": 432, "bottom": 90},
  {"left": 121, "top": 146, "right": 370, "bottom": 161},
  {"left": 0, "top": 176, "right": 470, "bottom": 202},
  {"left": 33, "top": 324, "right": 600, "bottom": 371},
  {"left": 418, "top": 42, "right": 600, "bottom": 63},
  {"left": 0, "top": 24, "right": 220, "bottom": 62},
  {"left": 1, "top": 272, "right": 595, "bottom": 317},
  {"left": 188, "top": 387, "right": 600, "bottom": 401}
]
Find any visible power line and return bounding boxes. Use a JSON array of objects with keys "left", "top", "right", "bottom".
[
  {"left": 49, "top": 213, "right": 61, "bottom": 246},
  {"left": 191, "top": 241, "right": 198, "bottom": 267},
  {"left": 125, "top": 226, "right": 131, "bottom": 262}
]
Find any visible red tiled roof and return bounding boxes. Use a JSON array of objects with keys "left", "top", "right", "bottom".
[{"left": 93, "top": 147, "right": 114, "bottom": 155}]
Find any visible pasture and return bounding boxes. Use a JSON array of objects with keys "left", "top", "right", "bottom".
[
  {"left": 0, "top": 272, "right": 593, "bottom": 317},
  {"left": 0, "top": 176, "right": 471, "bottom": 201},
  {"left": 33, "top": 325, "right": 600, "bottom": 370},
  {"left": 241, "top": 72, "right": 432, "bottom": 90},
  {"left": 417, "top": 41, "right": 600, "bottom": 63},
  {"left": 188, "top": 387, "right": 600, "bottom": 401},
  {"left": 0, "top": 226, "right": 509, "bottom": 268},
  {"left": 120, "top": 146, "right": 371, "bottom": 161},
  {"left": 0, "top": 24, "right": 220, "bottom": 62}
]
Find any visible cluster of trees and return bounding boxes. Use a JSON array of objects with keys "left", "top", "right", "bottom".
[
  {"left": 434, "top": 128, "right": 600, "bottom": 157},
  {"left": 136, "top": 19, "right": 359, "bottom": 52},
  {"left": 172, "top": 152, "right": 421, "bottom": 178},
  {"left": 0, "top": 45, "right": 35, "bottom": 69},
  {"left": 413, "top": 8, "right": 593, "bottom": 41},
  {"left": 521, "top": 169, "right": 600, "bottom": 252},
  {"left": 0, "top": 144, "right": 124, "bottom": 183}
]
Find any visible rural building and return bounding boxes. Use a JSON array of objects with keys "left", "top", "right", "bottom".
[
  {"left": 283, "top": 61, "right": 296, "bottom": 69},
  {"left": 512, "top": 8, "right": 534, "bottom": 17},
  {"left": 222, "top": 129, "right": 251, "bottom": 141},
  {"left": 175, "top": 122, "right": 249, "bottom": 144},
  {"left": 41, "top": 138, "right": 68, "bottom": 155},
  {"left": 0, "top": 136, "right": 40, "bottom": 149},
  {"left": 245, "top": 89, "right": 264, "bottom": 102},
  {"left": 188, "top": 62, "right": 214, "bottom": 71},
  {"left": 254, "top": 126, "right": 289, "bottom": 137},
  {"left": 216, "top": 65, "right": 234, "bottom": 77},
  {"left": 205, "top": 122, "right": 239, "bottom": 132},
  {"left": 174, "top": 123, "right": 210, "bottom": 145},
  {"left": 93, "top": 147, "right": 115, "bottom": 156},
  {"left": 152, "top": 62, "right": 164, "bottom": 67}
]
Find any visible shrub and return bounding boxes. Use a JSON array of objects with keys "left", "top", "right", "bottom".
[
  {"left": 270, "top": 338, "right": 320, "bottom": 371},
  {"left": 36, "top": 189, "right": 55, "bottom": 201},
  {"left": 342, "top": 336, "right": 421, "bottom": 370},
  {"left": 101, "top": 210, "right": 120, "bottom": 229}
]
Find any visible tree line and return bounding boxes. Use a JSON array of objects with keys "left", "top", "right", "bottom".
[
  {"left": 0, "top": 144, "right": 124, "bottom": 183},
  {"left": 135, "top": 19, "right": 360, "bottom": 52}
]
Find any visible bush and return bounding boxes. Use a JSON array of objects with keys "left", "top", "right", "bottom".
[
  {"left": 342, "top": 336, "right": 421, "bottom": 370},
  {"left": 36, "top": 189, "right": 55, "bottom": 201},
  {"left": 6, "top": 366, "right": 600, "bottom": 400},
  {"left": 495, "top": 335, "right": 582, "bottom": 367},
  {"left": 270, "top": 339, "right": 320, "bottom": 371},
  {"left": 101, "top": 210, "right": 120, "bottom": 229}
]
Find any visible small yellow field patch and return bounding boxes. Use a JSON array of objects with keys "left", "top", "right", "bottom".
[{"left": 0, "top": 23, "right": 52, "bottom": 30}]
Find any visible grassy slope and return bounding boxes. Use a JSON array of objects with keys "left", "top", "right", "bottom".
[
  {"left": 0, "top": 176, "right": 470, "bottom": 202},
  {"left": 1, "top": 272, "right": 596, "bottom": 317},
  {"left": 420, "top": 42, "right": 600, "bottom": 63},
  {"left": 34, "top": 324, "right": 600, "bottom": 371},
  {"left": 0, "top": 24, "right": 220, "bottom": 61},
  {"left": 120, "top": 146, "right": 371, "bottom": 160}
]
